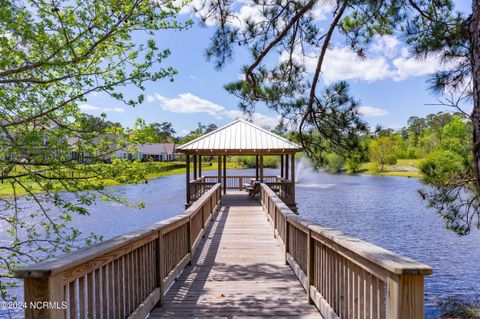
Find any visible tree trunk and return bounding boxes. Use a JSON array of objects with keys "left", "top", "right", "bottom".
[{"left": 470, "top": 0, "right": 480, "bottom": 190}]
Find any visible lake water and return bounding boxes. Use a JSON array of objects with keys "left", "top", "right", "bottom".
[{"left": 1, "top": 167, "right": 479, "bottom": 318}]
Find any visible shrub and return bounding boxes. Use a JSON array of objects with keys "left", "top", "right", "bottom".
[
  {"left": 437, "top": 297, "right": 480, "bottom": 319},
  {"left": 420, "top": 150, "right": 466, "bottom": 185},
  {"left": 326, "top": 153, "right": 345, "bottom": 172},
  {"left": 346, "top": 156, "right": 362, "bottom": 173},
  {"left": 231, "top": 156, "right": 278, "bottom": 168}
]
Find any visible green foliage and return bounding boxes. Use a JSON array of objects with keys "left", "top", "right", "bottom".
[
  {"left": 0, "top": 0, "right": 187, "bottom": 303},
  {"left": 437, "top": 297, "right": 480, "bottom": 319},
  {"left": 180, "top": 123, "right": 218, "bottom": 144},
  {"left": 417, "top": 116, "right": 471, "bottom": 185},
  {"left": 369, "top": 136, "right": 397, "bottom": 172},
  {"left": 326, "top": 154, "right": 344, "bottom": 173},
  {"left": 346, "top": 156, "right": 362, "bottom": 173},
  {"left": 232, "top": 156, "right": 278, "bottom": 168},
  {"left": 128, "top": 119, "right": 177, "bottom": 144},
  {"left": 420, "top": 150, "right": 466, "bottom": 185}
]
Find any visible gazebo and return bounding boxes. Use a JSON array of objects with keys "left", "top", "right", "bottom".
[{"left": 177, "top": 119, "right": 302, "bottom": 209}]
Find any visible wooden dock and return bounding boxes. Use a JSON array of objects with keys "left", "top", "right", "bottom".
[
  {"left": 149, "top": 192, "right": 321, "bottom": 318},
  {"left": 15, "top": 183, "right": 433, "bottom": 319}
]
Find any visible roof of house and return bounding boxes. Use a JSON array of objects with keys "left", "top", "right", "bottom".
[
  {"left": 177, "top": 119, "right": 301, "bottom": 155},
  {"left": 137, "top": 143, "right": 177, "bottom": 155}
]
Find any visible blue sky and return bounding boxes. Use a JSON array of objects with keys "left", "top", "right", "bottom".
[{"left": 81, "top": 1, "right": 473, "bottom": 135}]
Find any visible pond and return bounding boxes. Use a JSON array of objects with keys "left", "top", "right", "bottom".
[{"left": 1, "top": 167, "right": 479, "bottom": 318}]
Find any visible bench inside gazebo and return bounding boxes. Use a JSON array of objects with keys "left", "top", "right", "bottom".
[{"left": 178, "top": 119, "right": 302, "bottom": 211}]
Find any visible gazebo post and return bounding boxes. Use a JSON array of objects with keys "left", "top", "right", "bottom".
[
  {"left": 280, "top": 155, "right": 284, "bottom": 179},
  {"left": 291, "top": 154, "right": 295, "bottom": 202},
  {"left": 285, "top": 154, "right": 289, "bottom": 181},
  {"left": 255, "top": 155, "right": 259, "bottom": 180},
  {"left": 198, "top": 155, "right": 202, "bottom": 177},
  {"left": 186, "top": 154, "right": 191, "bottom": 206},
  {"left": 218, "top": 156, "right": 222, "bottom": 184},
  {"left": 223, "top": 155, "right": 227, "bottom": 194},
  {"left": 260, "top": 155, "right": 264, "bottom": 182},
  {"left": 193, "top": 155, "right": 197, "bottom": 180}
]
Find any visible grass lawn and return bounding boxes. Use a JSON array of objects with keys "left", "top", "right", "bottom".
[{"left": 359, "top": 159, "right": 424, "bottom": 178}]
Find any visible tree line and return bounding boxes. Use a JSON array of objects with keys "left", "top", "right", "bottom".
[
  {"left": 321, "top": 112, "right": 469, "bottom": 175},
  {"left": 91, "top": 115, "right": 218, "bottom": 145}
]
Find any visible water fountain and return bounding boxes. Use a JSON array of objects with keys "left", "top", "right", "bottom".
[{"left": 295, "top": 156, "right": 336, "bottom": 189}]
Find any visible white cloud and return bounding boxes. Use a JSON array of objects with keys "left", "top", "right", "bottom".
[
  {"left": 370, "top": 35, "right": 400, "bottom": 58},
  {"left": 79, "top": 104, "right": 125, "bottom": 113},
  {"left": 310, "top": 2, "right": 334, "bottom": 21},
  {"left": 224, "top": 109, "right": 281, "bottom": 128},
  {"left": 280, "top": 47, "right": 391, "bottom": 84},
  {"left": 280, "top": 34, "right": 451, "bottom": 83},
  {"left": 391, "top": 55, "right": 441, "bottom": 81},
  {"left": 357, "top": 106, "right": 389, "bottom": 117},
  {"left": 179, "top": 0, "right": 217, "bottom": 26},
  {"left": 148, "top": 93, "right": 225, "bottom": 119},
  {"left": 181, "top": 0, "right": 334, "bottom": 29},
  {"left": 321, "top": 47, "right": 392, "bottom": 83},
  {"left": 229, "top": 5, "right": 269, "bottom": 29},
  {"left": 147, "top": 92, "right": 280, "bottom": 128}
]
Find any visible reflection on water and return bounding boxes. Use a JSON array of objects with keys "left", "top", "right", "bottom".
[{"left": 1, "top": 166, "right": 479, "bottom": 318}]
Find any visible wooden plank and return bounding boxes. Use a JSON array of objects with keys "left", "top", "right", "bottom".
[
  {"left": 163, "top": 253, "right": 191, "bottom": 292},
  {"left": 108, "top": 262, "right": 114, "bottom": 318},
  {"left": 158, "top": 231, "right": 165, "bottom": 306},
  {"left": 287, "top": 253, "right": 308, "bottom": 292},
  {"left": 151, "top": 192, "right": 321, "bottom": 318},
  {"left": 78, "top": 276, "right": 85, "bottom": 319},
  {"left": 94, "top": 269, "right": 101, "bottom": 319},
  {"left": 69, "top": 281, "right": 76, "bottom": 319},
  {"left": 372, "top": 276, "right": 378, "bottom": 319},
  {"left": 127, "top": 287, "right": 161, "bottom": 319},
  {"left": 101, "top": 266, "right": 107, "bottom": 319},
  {"left": 309, "top": 225, "right": 432, "bottom": 276},
  {"left": 16, "top": 230, "right": 159, "bottom": 279},
  {"left": 310, "top": 286, "right": 340, "bottom": 319},
  {"left": 87, "top": 272, "right": 94, "bottom": 319},
  {"left": 379, "top": 279, "right": 386, "bottom": 319},
  {"left": 386, "top": 274, "right": 425, "bottom": 319},
  {"left": 62, "top": 233, "right": 158, "bottom": 284}
]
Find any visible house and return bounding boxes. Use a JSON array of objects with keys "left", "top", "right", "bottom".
[
  {"left": 132, "top": 143, "right": 179, "bottom": 162},
  {"left": 67, "top": 134, "right": 122, "bottom": 163},
  {"left": 114, "top": 143, "right": 179, "bottom": 162}
]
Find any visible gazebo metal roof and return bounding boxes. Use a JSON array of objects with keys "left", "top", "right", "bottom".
[{"left": 177, "top": 119, "right": 302, "bottom": 155}]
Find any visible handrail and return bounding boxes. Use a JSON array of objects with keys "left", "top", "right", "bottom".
[
  {"left": 260, "top": 183, "right": 432, "bottom": 319},
  {"left": 15, "top": 183, "right": 222, "bottom": 319}
]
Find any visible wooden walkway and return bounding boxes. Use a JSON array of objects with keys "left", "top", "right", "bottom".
[{"left": 149, "top": 191, "right": 322, "bottom": 318}]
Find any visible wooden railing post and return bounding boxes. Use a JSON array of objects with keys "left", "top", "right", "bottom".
[
  {"left": 24, "top": 273, "right": 65, "bottom": 319},
  {"left": 201, "top": 205, "right": 206, "bottom": 238},
  {"left": 157, "top": 230, "right": 165, "bottom": 307},
  {"left": 387, "top": 274, "right": 425, "bottom": 319},
  {"left": 273, "top": 207, "right": 277, "bottom": 238},
  {"left": 307, "top": 229, "right": 314, "bottom": 304},
  {"left": 284, "top": 217, "right": 289, "bottom": 265},
  {"left": 187, "top": 217, "right": 193, "bottom": 264}
]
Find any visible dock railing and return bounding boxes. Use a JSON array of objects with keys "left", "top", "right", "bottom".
[
  {"left": 15, "top": 183, "right": 222, "bottom": 319},
  {"left": 192, "top": 175, "right": 294, "bottom": 205},
  {"left": 260, "top": 183, "right": 433, "bottom": 319}
]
